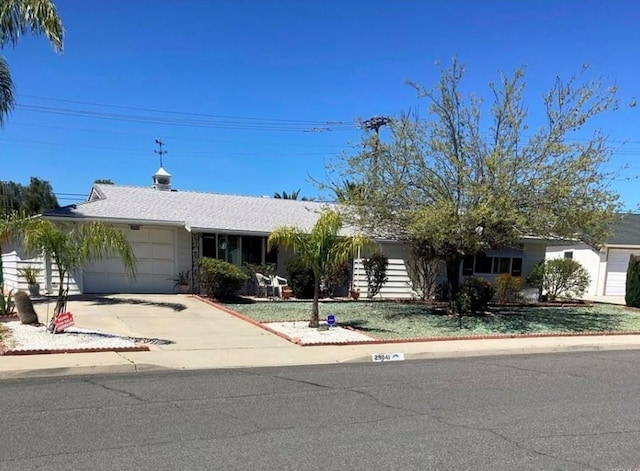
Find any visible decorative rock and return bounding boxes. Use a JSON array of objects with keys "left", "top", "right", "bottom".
[{"left": 13, "top": 291, "right": 39, "bottom": 325}]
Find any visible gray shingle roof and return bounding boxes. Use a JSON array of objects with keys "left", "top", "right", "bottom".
[
  {"left": 608, "top": 213, "right": 640, "bottom": 246},
  {"left": 44, "top": 184, "right": 339, "bottom": 235}
]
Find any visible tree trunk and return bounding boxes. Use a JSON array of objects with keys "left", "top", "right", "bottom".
[
  {"left": 309, "top": 275, "right": 320, "bottom": 328},
  {"left": 53, "top": 271, "right": 66, "bottom": 317},
  {"left": 445, "top": 257, "right": 462, "bottom": 300},
  {"left": 0, "top": 242, "right": 4, "bottom": 289}
]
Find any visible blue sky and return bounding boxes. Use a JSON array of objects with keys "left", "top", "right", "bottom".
[{"left": 2, "top": 0, "right": 640, "bottom": 208}]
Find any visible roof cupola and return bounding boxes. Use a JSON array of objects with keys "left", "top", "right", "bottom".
[{"left": 152, "top": 138, "right": 172, "bottom": 191}]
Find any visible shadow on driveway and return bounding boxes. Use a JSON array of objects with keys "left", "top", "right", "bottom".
[{"left": 32, "top": 295, "right": 187, "bottom": 312}]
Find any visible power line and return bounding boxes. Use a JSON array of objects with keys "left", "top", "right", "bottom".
[
  {"left": 18, "top": 94, "right": 352, "bottom": 126},
  {"left": 16, "top": 103, "right": 355, "bottom": 132},
  {"left": 6, "top": 121, "right": 347, "bottom": 149},
  {"left": 0, "top": 138, "right": 334, "bottom": 156}
]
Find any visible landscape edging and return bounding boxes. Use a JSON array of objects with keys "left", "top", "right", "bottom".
[{"left": 1, "top": 345, "right": 150, "bottom": 356}]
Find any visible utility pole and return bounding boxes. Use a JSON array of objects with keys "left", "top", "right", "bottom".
[
  {"left": 154, "top": 138, "right": 168, "bottom": 167},
  {"left": 362, "top": 116, "right": 391, "bottom": 194}
]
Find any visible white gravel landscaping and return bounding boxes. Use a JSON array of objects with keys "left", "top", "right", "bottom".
[
  {"left": 3, "top": 321, "right": 143, "bottom": 352},
  {"left": 263, "top": 321, "right": 374, "bottom": 344}
]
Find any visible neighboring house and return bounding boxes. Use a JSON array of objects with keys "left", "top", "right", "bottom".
[
  {"left": 545, "top": 214, "right": 640, "bottom": 297},
  {"left": 0, "top": 165, "right": 547, "bottom": 298}
]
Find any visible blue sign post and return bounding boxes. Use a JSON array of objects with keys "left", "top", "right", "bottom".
[{"left": 327, "top": 314, "right": 336, "bottom": 326}]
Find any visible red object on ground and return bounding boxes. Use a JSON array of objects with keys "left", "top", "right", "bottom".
[{"left": 55, "top": 312, "right": 75, "bottom": 332}]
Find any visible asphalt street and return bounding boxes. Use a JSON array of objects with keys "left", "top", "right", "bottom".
[{"left": 1, "top": 351, "right": 639, "bottom": 470}]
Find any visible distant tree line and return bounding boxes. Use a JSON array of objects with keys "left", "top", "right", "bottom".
[{"left": 0, "top": 177, "right": 59, "bottom": 216}]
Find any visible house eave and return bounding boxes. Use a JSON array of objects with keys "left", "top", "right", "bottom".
[
  {"left": 188, "top": 227, "right": 271, "bottom": 236},
  {"left": 43, "top": 215, "right": 185, "bottom": 228}
]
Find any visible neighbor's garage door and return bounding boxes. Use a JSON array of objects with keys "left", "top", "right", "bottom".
[
  {"left": 83, "top": 227, "right": 176, "bottom": 294},
  {"left": 604, "top": 249, "right": 640, "bottom": 296}
]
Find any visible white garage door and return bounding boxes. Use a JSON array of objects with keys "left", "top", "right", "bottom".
[
  {"left": 83, "top": 227, "right": 176, "bottom": 294},
  {"left": 604, "top": 249, "right": 640, "bottom": 296}
]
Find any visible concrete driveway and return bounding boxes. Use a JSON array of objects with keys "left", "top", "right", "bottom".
[{"left": 32, "top": 294, "right": 293, "bottom": 351}]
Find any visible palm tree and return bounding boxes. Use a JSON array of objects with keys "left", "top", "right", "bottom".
[
  {"left": 17, "top": 219, "right": 136, "bottom": 317},
  {"left": 268, "top": 209, "right": 373, "bottom": 327},
  {"left": 0, "top": 0, "right": 62, "bottom": 291},
  {"left": 273, "top": 189, "right": 302, "bottom": 200},
  {"left": 333, "top": 180, "right": 368, "bottom": 203},
  {"left": 0, "top": 0, "right": 64, "bottom": 126}
]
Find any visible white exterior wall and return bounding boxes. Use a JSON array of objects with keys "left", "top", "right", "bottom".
[
  {"left": 176, "top": 229, "right": 193, "bottom": 277},
  {"left": 49, "top": 259, "right": 82, "bottom": 296},
  {"left": 1, "top": 239, "right": 80, "bottom": 295},
  {"left": 1, "top": 242, "right": 20, "bottom": 290},
  {"left": 353, "top": 242, "right": 413, "bottom": 299},
  {"left": 351, "top": 241, "right": 549, "bottom": 300},
  {"left": 545, "top": 243, "right": 603, "bottom": 296},
  {"left": 518, "top": 242, "right": 546, "bottom": 281}
]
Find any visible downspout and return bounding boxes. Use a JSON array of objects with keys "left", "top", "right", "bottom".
[
  {"left": 597, "top": 247, "right": 605, "bottom": 296},
  {"left": 355, "top": 246, "right": 361, "bottom": 290}
]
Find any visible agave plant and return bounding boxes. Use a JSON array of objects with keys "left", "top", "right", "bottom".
[{"left": 0, "top": 288, "right": 14, "bottom": 316}]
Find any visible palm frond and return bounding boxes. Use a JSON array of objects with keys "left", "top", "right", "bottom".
[
  {"left": 0, "top": 56, "right": 13, "bottom": 127},
  {"left": 0, "top": 0, "right": 64, "bottom": 51},
  {"left": 71, "top": 222, "right": 136, "bottom": 277}
]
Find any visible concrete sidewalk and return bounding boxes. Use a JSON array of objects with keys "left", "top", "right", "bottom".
[{"left": 2, "top": 294, "right": 640, "bottom": 379}]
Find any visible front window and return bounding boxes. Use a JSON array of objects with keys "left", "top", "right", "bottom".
[
  {"left": 217, "top": 235, "right": 239, "bottom": 264},
  {"left": 463, "top": 253, "right": 524, "bottom": 277},
  {"left": 201, "top": 233, "right": 269, "bottom": 267},
  {"left": 474, "top": 253, "right": 493, "bottom": 274},
  {"left": 202, "top": 234, "right": 216, "bottom": 258},
  {"left": 242, "top": 236, "right": 263, "bottom": 265},
  {"left": 493, "top": 257, "right": 511, "bottom": 274}
]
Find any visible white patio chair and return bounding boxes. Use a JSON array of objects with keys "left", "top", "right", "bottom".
[
  {"left": 255, "top": 273, "right": 274, "bottom": 298},
  {"left": 271, "top": 275, "right": 288, "bottom": 298}
]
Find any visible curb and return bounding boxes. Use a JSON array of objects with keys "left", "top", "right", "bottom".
[
  {"left": 1, "top": 345, "right": 150, "bottom": 356},
  {"left": 297, "top": 329, "right": 640, "bottom": 347},
  {"left": 198, "top": 297, "right": 640, "bottom": 347},
  {"left": 341, "top": 342, "right": 640, "bottom": 364},
  {"left": 0, "top": 362, "right": 165, "bottom": 380}
]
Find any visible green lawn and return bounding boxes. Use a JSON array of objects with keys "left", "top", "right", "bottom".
[{"left": 222, "top": 300, "right": 640, "bottom": 339}]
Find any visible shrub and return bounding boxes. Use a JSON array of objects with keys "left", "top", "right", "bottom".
[
  {"left": 543, "top": 258, "right": 590, "bottom": 301},
  {"left": 625, "top": 255, "right": 640, "bottom": 307},
  {"left": 526, "top": 260, "right": 545, "bottom": 301},
  {"left": 407, "top": 239, "right": 443, "bottom": 300},
  {"left": 197, "top": 257, "right": 248, "bottom": 299},
  {"left": 495, "top": 274, "right": 523, "bottom": 304},
  {"left": 323, "top": 261, "right": 351, "bottom": 297},
  {"left": 285, "top": 256, "right": 315, "bottom": 299},
  {"left": 452, "top": 277, "right": 495, "bottom": 314},
  {"left": 434, "top": 281, "right": 450, "bottom": 301},
  {"left": 363, "top": 252, "right": 389, "bottom": 298},
  {"left": 14, "top": 290, "right": 39, "bottom": 324}
]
